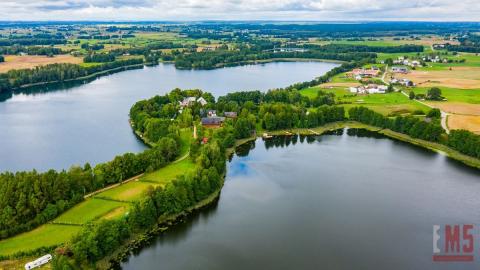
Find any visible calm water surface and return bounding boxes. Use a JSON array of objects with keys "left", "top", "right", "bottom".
[
  {"left": 0, "top": 61, "right": 337, "bottom": 171},
  {"left": 122, "top": 129, "right": 480, "bottom": 270}
]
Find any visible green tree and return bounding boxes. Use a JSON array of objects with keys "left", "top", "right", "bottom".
[
  {"left": 427, "top": 87, "right": 442, "bottom": 100},
  {"left": 409, "top": 91, "right": 415, "bottom": 100},
  {"left": 427, "top": 108, "right": 441, "bottom": 118}
]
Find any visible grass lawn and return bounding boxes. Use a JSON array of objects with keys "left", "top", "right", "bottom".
[
  {"left": 410, "top": 86, "right": 480, "bottom": 104},
  {"left": 301, "top": 86, "right": 430, "bottom": 115},
  {"left": 0, "top": 160, "right": 195, "bottom": 257},
  {"left": 179, "top": 128, "right": 193, "bottom": 156},
  {"left": 140, "top": 158, "right": 195, "bottom": 185},
  {"left": 0, "top": 224, "right": 81, "bottom": 256},
  {"left": 95, "top": 181, "right": 158, "bottom": 202},
  {"left": 53, "top": 199, "right": 129, "bottom": 225}
]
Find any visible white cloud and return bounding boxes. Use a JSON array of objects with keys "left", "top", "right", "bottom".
[{"left": 0, "top": 0, "right": 479, "bottom": 21}]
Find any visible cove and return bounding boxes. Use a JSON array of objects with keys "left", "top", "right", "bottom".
[
  {"left": 122, "top": 129, "right": 480, "bottom": 270},
  {"left": 0, "top": 61, "right": 338, "bottom": 172}
]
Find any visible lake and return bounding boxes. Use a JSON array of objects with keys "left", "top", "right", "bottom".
[
  {"left": 122, "top": 129, "right": 480, "bottom": 270},
  {"left": 0, "top": 61, "right": 338, "bottom": 172}
]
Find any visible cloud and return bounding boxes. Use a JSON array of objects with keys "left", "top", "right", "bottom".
[{"left": 0, "top": 0, "right": 478, "bottom": 21}]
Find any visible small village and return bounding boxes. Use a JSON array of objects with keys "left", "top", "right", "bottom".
[{"left": 179, "top": 96, "right": 237, "bottom": 128}]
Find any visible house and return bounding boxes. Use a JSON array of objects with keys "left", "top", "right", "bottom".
[
  {"left": 224, "top": 111, "right": 238, "bottom": 118},
  {"left": 350, "top": 68, "right": 380, "bottom": 78},
  {"left": 349, "top": 84, "right": 387, "bottom": 94},
  {"left": 201, "top": 116, "right": 225, "bottom": 127},
  {"left": 197, "top": 97, "right": 208, "bottom": 106},
  {"left": 410, "top": 60, "right": 421, "bottom": 67},
  {"left": 401, "top": 79, "right": 415, "bottom": 87},
  {"left": 179, "top": 97, "right": 208, "bottom": 108},
  {"left": 179, "top": 97, "right": 197, "bottom": 108},
  {"left": 392, "top": 66, "right": 408, "bottom": 73},
  {"left": 207, "top": 110, "right": 217, "bottom": 117}
]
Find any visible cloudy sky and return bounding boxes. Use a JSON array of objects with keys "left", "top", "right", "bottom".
[{"left": 1, "top": 0, "right": 479, "bottom": 21}]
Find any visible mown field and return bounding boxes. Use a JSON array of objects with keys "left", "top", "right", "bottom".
[
  {"left": 0, "top": 55, "right": 82, "bottom": 73},
  {"left": 0, "top": 158, "right": 195, "bottom": 258},
  {"left": 0, "top": 128, "right": 195, "bottom": 259}
]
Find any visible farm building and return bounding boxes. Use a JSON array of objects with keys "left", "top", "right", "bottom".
[
  {"left": 392, "top": 66, "right": 409, "bottom": 73},
  {"left": 349, "top": 84, "right": 388, "bottom": 94},
  {"left": 349, "top": 68, "right": 380, "bottom": 78}
]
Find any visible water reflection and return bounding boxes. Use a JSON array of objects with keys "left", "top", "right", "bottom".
[{"left": 122, "top": 129, "right": 480, "bottom": 270}]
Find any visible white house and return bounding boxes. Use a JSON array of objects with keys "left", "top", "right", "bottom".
[
  {"left": 349, "top": 84, "right": 387, "bottom": 94},
  {"left": 25, "top": 254, "right": 52, "bottom": 270},
  {"left": 179, "top": 97, "right": 208, "bottom": 108},
  {"left": 197, "top": 97, "right": 208, "bottom": 106}
]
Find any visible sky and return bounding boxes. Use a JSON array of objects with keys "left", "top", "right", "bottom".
[{"left": 1, "top": 0, "right": 479, "bottom": 21}]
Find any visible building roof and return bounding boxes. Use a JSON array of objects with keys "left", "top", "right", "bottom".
[
  {"left": 201, "top": 117, "right": 225, "bottom": 125},
  {"left": 224, "top": 111, "right": 237, "bottom": 118}
]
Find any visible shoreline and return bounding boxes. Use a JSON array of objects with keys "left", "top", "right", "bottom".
[
  {"left": 174, "top": 57, "right": 345, "bottom": 70},
  {"left": 2, "top": 121, "right": 480, "bottom": 268},
  {"left": 263, "top": 121, "right": 480, "bottom": 170},
  {"left": 13, "top": 63, "right": 147, "bottom": 90}
]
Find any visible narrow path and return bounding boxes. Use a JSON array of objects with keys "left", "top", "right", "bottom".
[
  {"left": 84, "top": 151, "right": 190, "bottom": 199},
  {"left": 381, "top": 65, "right": 449, "bottom": 134},
  {"left": 399, "top": 91, "right": 450, "bottom": 134}
]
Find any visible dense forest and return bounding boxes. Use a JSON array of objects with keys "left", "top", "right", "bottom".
[
  {"left": 0, "top": 46, "right": 62, "bottom": 56},
  {"left": 349, "top": 106, "right": 444, "bottom": 142},
  {"left": 83, "top": 53, "right": 115, "bottom": 63},
  {"left": 447, "top": 130, "right": 480, "bottom": 159},
  {"left": 0, "top": 58, "right": 144, "bottom": 93},
  {"left": 303, "top": 44, "right": 424, "bottom": 53},
  {"left": 172, "top": 48, "right": 375, "bottom": 69}
]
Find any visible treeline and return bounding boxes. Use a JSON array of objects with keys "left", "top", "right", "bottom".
[
  {"left": 349, "top": 107, "right": 444, "bottom": 142},
  {"left": 80, "top": 43, "right": 104, "bottom": 51},
  {"left": 216, "top": 88, "right": 332, "bottom": 113},
  {"left": 447, "top": 130, "right": 480, "bottom": 159},
  {"left": 446, "top": 35, "right": 480, "bottom": 53},
  {"left": 83, "top": 53, "right": 115, "bottom": 63},
  {"left": 0, "top": 139, "right": 179, "bottom": 239},
  {"left": 0, "top": 38, "right": 66, "bottom": 46},
  {"left": 303, "top": 44, "right": 424, "bottom": 53},
  {"left": 260, "top": 104, "right": 345, "bottom": 130},
  {"left": 55, "top": 138, "right": 226, "bottom": 268},
  {"left": 445, "top": 44, "right": 480, "bottom": 53},
  {"left": 0, "top": 55, "right": 3, "bottom": 62},
  {"left": 0, "top": 46, "right": 62, "bottom": 56},
  {"left": 0, "top": 58, "right": 144, "bottom": 93},
  {"left": 349, "top": 106, "right": 480, "bottom": 160},
  {"left": 173, "top": 48, "right": 375, "bottom": 69}
]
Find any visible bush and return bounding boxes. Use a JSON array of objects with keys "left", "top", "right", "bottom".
[
  {"left": 412, "top": 109, "right": 425, "bottom": 115},
  {"left": 427, "top": 108, "right": 441, "bottom": 118}
]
